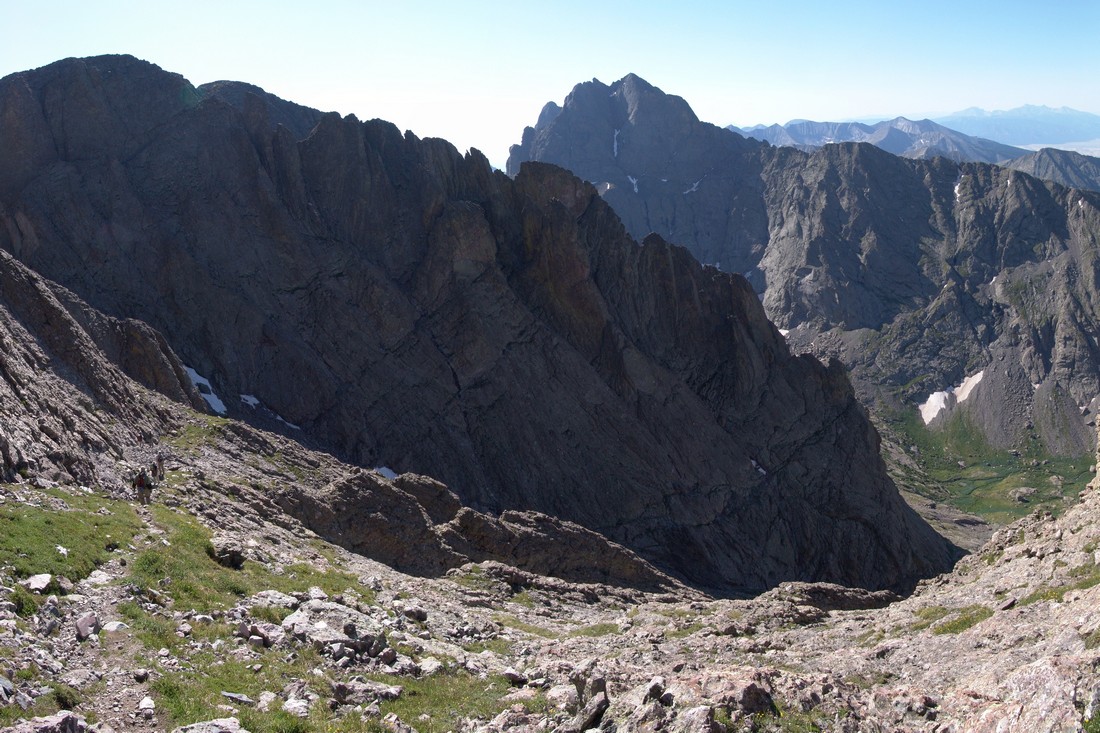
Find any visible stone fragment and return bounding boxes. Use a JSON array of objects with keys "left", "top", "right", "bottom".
[
  {"left": 331, "top": 678, "right": 403, "bottom": 705},
  {"left": 209, "top": 534, "right": 245, "bottom": 569},
  {"left": 221, "top": 691, "right": 255, "bottom": 706},
  {"left": 74, "top": 611, "right": 100, "bottom": 641},
  {"left": 20, "top": 574, "right": 52, "bottom": 593},
  {"left": 4, "top": 711, "right": 87, "bottom": 732},
  {"left": 170, "top": 718, "right": 248, "bottom": 733},
  {"left": 670, "top": 706, "right": 719, "bottom": 733},
  {"left": 281, "top": 697, "right": 311, "bottom": 717},
  {"left": 503, "top": 667, "right": 528, "bottom": 686}
]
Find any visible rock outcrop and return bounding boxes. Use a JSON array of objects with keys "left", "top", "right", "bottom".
[
  {"left": 1005, "top": 146, "right": 1100, "bottom": 193},
  {"left": 0, "top": 55, "right": 958, "bottom": 591},
  {"left": 0, "top": 246, "right": 198, "bottom": 485},
  {"left": 508, "top": 73, "right": 1100, "bottom": 456}
]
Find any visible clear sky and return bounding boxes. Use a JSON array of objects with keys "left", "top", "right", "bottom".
[{"left": 4, "top": 0, "right": 1099, "bottom": 168}]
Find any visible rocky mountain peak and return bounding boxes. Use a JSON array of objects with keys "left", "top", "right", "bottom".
[
  {"left": 0, "top": 55, "right": 959, "bottom": 593},
  {"left": 512, "top": 75, "right": 1100, "bottom": 461}
]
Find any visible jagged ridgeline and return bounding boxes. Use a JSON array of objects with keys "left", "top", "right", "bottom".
[
  {"left": 0, "top": 55, "right": 958, "bottom": 591},
  {"left": 508, "top": 74, "right": 1100, "bottom": 462}
]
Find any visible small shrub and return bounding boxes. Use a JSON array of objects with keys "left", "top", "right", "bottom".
[
  {"left": 49, "top": 683, "right": 82, "bottom": 711},
  {"left": 251, "top": 605, "right": 294, "bottom": 624},
  {"left": 910, "top": 605, "right": 950, "bottom": 631},
  {"left": 11, "top": 584, "right": 40, "bottom": 617}
]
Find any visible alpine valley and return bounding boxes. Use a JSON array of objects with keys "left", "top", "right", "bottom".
[{"left": 0, "top": 56, "right": 1099, "bottom": 733}]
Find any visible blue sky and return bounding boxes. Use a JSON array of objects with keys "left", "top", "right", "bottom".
[{"left": 4, "top": 0, "right": 1099, "bottom": 168}]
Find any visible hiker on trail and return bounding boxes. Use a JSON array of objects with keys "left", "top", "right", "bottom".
[
  {"left": 133, "top": 465, "right": 155, "bottom": 506},
  {"left": 153, "top": 453, "right": 166, "bottom": 482}
]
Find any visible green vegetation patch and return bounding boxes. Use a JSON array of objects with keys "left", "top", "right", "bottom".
[
  {"left": 932, "top": 605, "right": 993, "bottom": 635},
  {"left": 909, "top": 605, "right": 951, "bottom": 631},
  {"left": 152, "top": 645, "right": 526, "bottom": 733},
  {"left": 492, "top": 614, "right": 556, "bottom": 639},
  {"left": 128, "top": 505, "right": 363, "bottom": 612},
  {"left": 566, "top": 622, "right": 620, "bottom": 638},
  {"left": 884, "top": 408, "right": 1091, "bottom": 523},
  {"left": 367, "top": 672, "right": 533, "bottom": 732},
  {"left": 166, "top": 413, "right": 230, "bottom": 454},
  {"left": 0, "top": 683, "right": 87, "bottom": 726},
  {"left": 1019, "top": 561, "right": 1100, "bottom": 607},
  {"left": 0, "top": 489, "right": 141, "bottom": 583}
]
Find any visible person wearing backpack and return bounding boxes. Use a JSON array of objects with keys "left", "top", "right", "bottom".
[{"left": 133, "top": 466, "right": 153, "bottom": 505}]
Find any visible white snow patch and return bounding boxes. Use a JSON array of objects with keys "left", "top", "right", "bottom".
[
  {"left": 183, "top": 366, "right": 227, "bottom": 415},
  {"left": 613, "top": 129, "right": 620, "bottom": 158},
  {"left": 955, "top": 370, "right": 984, "bottom": 403},
  {"left": 778, "top": 329, "right": 789, "bottom": 337},
  {"left": 240, "top": 394, "right": 261, "bottom": 408},
  {"left": 918, "top": 370, "right": 985, "bottom": 424},
  {"left": 660, "top": 178, "right": 667, "bottom": 182},
  {"left": 374, "top": 466, "right": 398, "bottom": 480},
  {"left": 276, "top": 415, "right": 301, "bottom": 431},
  {"left": 919, "top": 391, "right": 952, "bottom": 425},
  {"left": 750, "top": 458, "right": 767, "bottom": 476},
  {"left": 683, "top": 179, "right": 702, "bottom": 194},
  {"left": 990, "top": 276, "right": 997, "bottom": 286},
  {"left": 1081, "top": 200, "right": 1086, "bottom": 209},
  {"left": 954, "top": 174, "right": 967, "bottom": 201},
  {"left": 627, "top": 175, "right": 638, "bottom": 193}
]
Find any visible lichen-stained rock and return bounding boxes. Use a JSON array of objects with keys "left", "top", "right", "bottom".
[{"left": 0, "top": 55, "right": 958, "bottom": 591}]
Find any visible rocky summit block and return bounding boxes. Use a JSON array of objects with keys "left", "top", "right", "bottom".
[{"left": 0, "top": 55, "right": 959, "bottom": 592}]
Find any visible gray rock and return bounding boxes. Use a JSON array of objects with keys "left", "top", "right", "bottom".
[
  {"left": 281, "top": 599, "right": 387, "bottom": 655},
  {"left": 331, "top": 678, "right": 402, "bottom": 705},
  {"left": 20, "top": 574, "right": 52, "bottom": 593},
  {"left": 208, "top": 534, "right": 245, "bottom": 569},
  {"left": 220, "top": 691, "right": 255, "bottom": 706},
  {"left": 281, "top": 698, "right": 311, "bottom": 717},
  {"left": 74, "top": 612, "right": 99, "bottom": 641},
  {"left": 4, "top": 711, "right": 87, "bottom": 732}
]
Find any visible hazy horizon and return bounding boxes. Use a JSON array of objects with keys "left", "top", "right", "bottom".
[{"left": 4, "top": 0, "right": 1099, "bottom": 168}]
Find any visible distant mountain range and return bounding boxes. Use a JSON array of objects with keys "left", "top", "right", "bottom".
[
  {"left": 509, "top": 74, "right": 1100, "bottom": 462},
  {"left": 729, "top": 113, "right": 1100, "bottom": 194},
  {"left": 934, "top": 105, "right": 1100, "bottom": 146},
  {"left": 730, "top": 117, "right": 1026, "bottom": 164}
]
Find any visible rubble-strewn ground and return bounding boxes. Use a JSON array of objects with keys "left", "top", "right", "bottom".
[{"left": 3, "top": 409, "right": 1100, "bottom": 733}]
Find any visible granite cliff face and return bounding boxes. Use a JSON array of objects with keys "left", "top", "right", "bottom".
[
  {"left": 509, "top": 74, "right": 1100, "bottom": 457},
  {"left": 0, "top": 55, "right": 958, "bottom": 591}
]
